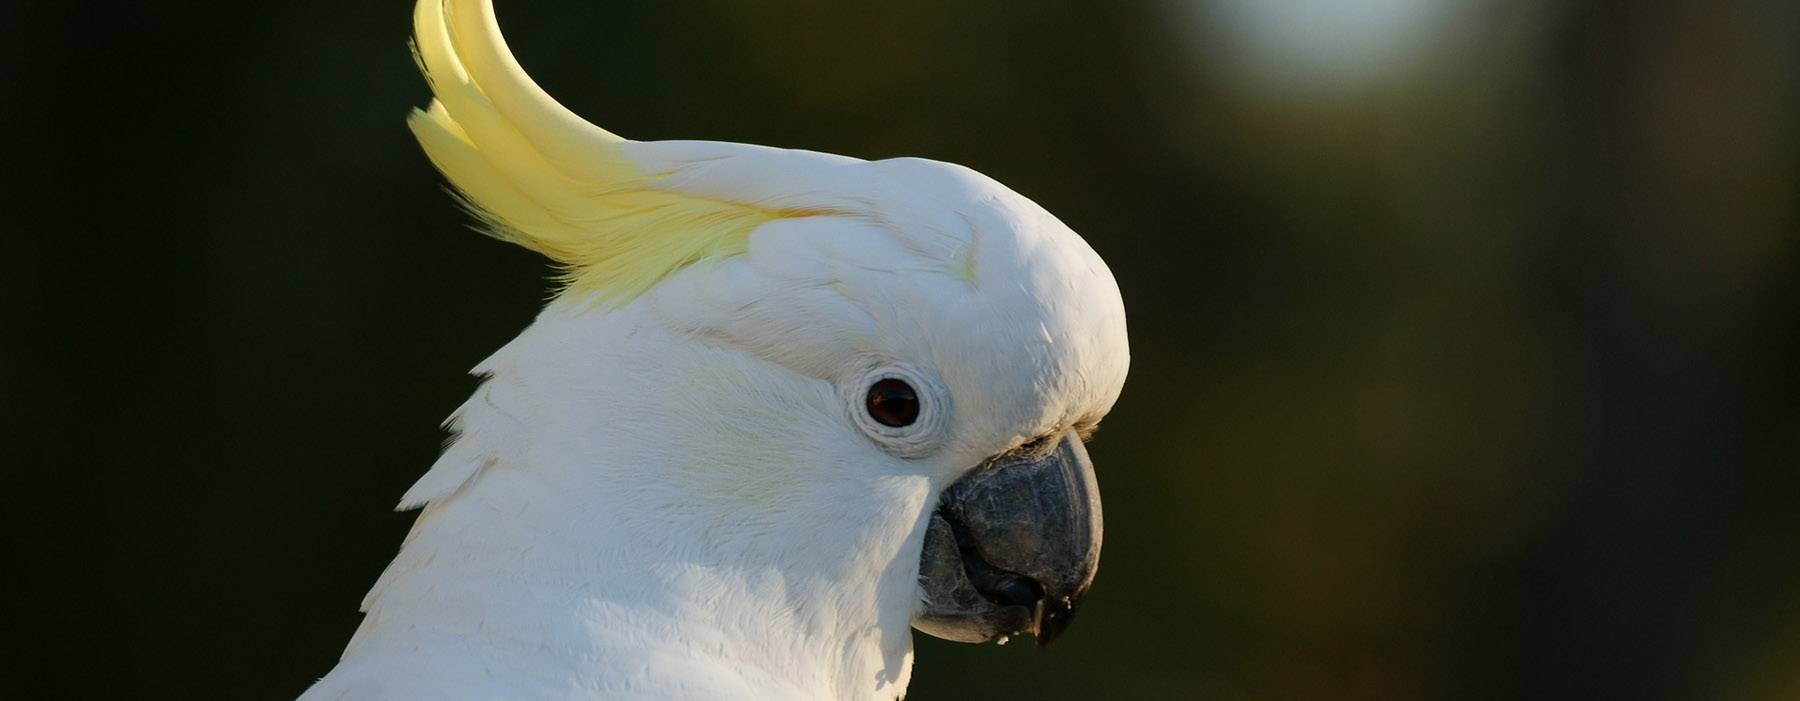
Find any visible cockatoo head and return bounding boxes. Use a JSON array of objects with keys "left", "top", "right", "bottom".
[{"left": 357, "top": 0, "right": 1129, "bottom": 696}]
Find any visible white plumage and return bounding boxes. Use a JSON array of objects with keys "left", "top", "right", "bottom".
[{"left": 303, "top": 1, "right": 1129, "bottom": 698}]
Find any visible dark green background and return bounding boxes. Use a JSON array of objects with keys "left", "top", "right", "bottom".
[{"left": 8, "top": 1, "right": 1797, "bottom": 699}]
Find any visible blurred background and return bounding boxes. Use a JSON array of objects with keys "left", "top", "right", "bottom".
[{"left": 7, "top": 1, "right": 1797, "bottom": 698}]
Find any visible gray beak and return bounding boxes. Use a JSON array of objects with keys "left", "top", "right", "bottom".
[{"left": 913, "top": 428, "right": 1102, "bottom": 646}]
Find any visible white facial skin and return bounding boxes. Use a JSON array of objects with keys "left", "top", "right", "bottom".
[{"left": 311, "top": 155, "right": 1128, "bottom": 701}]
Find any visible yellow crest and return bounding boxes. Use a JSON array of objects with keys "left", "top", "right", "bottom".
[{"left": 408, "top": 0, "right": 817, "bottom": 304}]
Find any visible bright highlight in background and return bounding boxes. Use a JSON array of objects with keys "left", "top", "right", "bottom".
[{"left": 1194, "top": 0, "right": 1466, "bottom": 90}]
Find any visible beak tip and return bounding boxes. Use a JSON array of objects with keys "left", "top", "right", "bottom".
[{"left": 1032, "top": 594, "right": 1083, "bottom": 648}]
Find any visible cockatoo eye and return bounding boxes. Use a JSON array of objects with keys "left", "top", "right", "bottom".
[
  {"left": 866, "top": 378, "right": 920, "bottom": 427},
  {"left": 847, "top": 364, "right": 946, "bottom": 456}
]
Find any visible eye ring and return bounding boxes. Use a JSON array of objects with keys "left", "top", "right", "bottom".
[{"left": 847, "top": 364, "right": 947, "bottom": 456}]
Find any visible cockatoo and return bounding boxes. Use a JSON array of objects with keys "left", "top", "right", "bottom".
[{"left": 302, "top": 1, "right": 1129, "bottom": 698}]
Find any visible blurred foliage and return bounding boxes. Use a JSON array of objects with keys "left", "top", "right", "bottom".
[{"left": 7, "top": 1, "right": 1796, "bottom": 699}]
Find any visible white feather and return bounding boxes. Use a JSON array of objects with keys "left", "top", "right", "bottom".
[
  {"left": 306, "top": 1, "right": 1128, "bottom": 697},
  {"left": 303, "top": 147, "right": 1128, "bottom": 699}
]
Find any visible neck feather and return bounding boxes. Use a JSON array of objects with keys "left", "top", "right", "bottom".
[{"left": 317, "top": 303, "right": 932, "bottom": 700}]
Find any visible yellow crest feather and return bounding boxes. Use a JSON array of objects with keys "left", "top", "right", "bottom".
[{"left": 408, "top": 0, "right": 812, "bottom": 304}]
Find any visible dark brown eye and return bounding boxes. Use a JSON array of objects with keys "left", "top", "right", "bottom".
[{"left": 865, "top": 378, "right": 920, "bottom": 427}]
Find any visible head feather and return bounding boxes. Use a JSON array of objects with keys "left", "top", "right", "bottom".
[{"left": 408, "top": 0, "right": 825, "bottom": 304}]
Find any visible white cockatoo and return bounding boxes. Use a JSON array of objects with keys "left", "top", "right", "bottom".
[{"left": 302, "top": 1, "right": 1129, "bottom": 698}]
